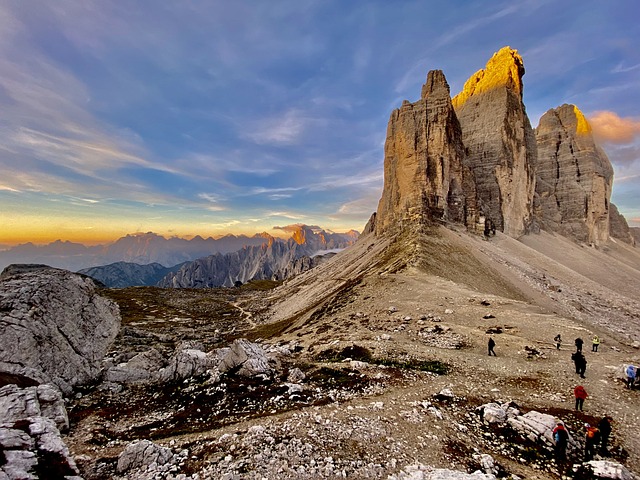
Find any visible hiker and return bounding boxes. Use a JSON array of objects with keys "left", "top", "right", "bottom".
[
  {"left": 574, "top": 385, "right": 588, "bottom": 411},
  {"left": 598, "top": 416, "right": 613, "bottom": 456},
  {"left": 575, "top": 337, "right": 583, "bottom": 353},
  {"left": 488, "top": 337, "right": 496, "bottom": 356},
  {"left": 554, "top": 334, "right": 562, "bottom": 350},
  {"left": 626, "top": 364, "right": 637, "bottom": 389},
  {"left": 572, "top": 352, "right": 587, "bottom": 378},
  {"left": 552, "top": 420, "right": 569, "bottom": 462},
  {"left": 592, "top": 335, "right": 600, "bottom": 352},
  {"left": 584, "top": 423, "right": 600, "bottom": 461}
]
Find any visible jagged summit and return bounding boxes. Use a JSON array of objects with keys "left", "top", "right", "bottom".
[
  {"left": 451, "top": 46, "right": 525, "bottom": 109},
  {"left": 375, "top": 70, "right": 476, "bottom": 236}
]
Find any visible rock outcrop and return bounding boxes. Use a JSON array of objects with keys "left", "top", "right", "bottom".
[
  {"left": 0, "top": 383, "right": 80, "bottom": 479},
  {"left": 452, "top": 46, "right": 537, "bottom": 237},
  {"left": 535, "top": 104, "right": 614, "bottom": 245},
  {"left": 0, "top": 265, "right": 120, "bottom": 393},
  {"left": 609, "top": 203, "right": 636, "bottom": 246},
  {"left": 375, "top": 70, "right": 477, "bottom": 235}
]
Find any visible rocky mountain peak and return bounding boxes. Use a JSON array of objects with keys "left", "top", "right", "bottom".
[
  {"left": 421, "top": 69, "right": 450, "bottom": 99},
  {"left": 375, "top": 69, "right": 476, "bottom": 235},
  {"left": 535, "top": 103, "right": 614, "bottom": 245},
  {"left": 452, "top": 46, "right": 536, "bottom": 238},
  {"left": 452, "top": 46, "right": 524, "bottom": 109}
]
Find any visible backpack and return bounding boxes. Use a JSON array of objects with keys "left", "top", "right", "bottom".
[
  {"left": 586, "top": 427, "right": 599, "bottom": 440},
  {"left": 554, "top": 428, "right": 568, "bottom": 443}
]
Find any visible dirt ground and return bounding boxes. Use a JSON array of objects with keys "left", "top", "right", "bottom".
[{"left": 65, "top": 225, "right": 640, "bottom": 479}]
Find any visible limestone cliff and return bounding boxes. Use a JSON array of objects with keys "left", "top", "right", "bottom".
[
  {"left": 535, "top": 104, "right": 613, "bottom": 245},
  {"left": 609, "top": 203, "right": 635, "bottom": 246},
  {"left": 452, "top": 46, "right": 537, "bottom": 237},
  {"left": 375, "top": 70, "right": 476, "bottom": 235}
]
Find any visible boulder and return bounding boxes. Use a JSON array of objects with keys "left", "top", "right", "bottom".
[
  {"left": 216, "top": 339, "right": 273, "bottom": 378},
  {"left": 116, "top": 439, "right": 174, "bottom": 474},
  {"left": 0, "top": 384, "right": 80, "bottom": 478},
  {"left": 535, "top": 104, "right": 614, "bottom": 245},
  {"left": 452, "top": 46, "right": 537, "bottom": 237},
  {"left": 105, "top": 348, "right": 167, "bottom": 385},
  {"left": 0, "top": 265, "right": 120, "bottom": 394},
  {"left": 579, "top": 460, "right": 636, "bottom": 480},
  {"left": 158, "top": 348, "right": 217, "bottom": 382}
]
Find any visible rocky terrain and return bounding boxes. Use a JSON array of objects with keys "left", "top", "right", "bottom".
[{"left": 1, "top": 46, "right": 640, "bottom": 480}]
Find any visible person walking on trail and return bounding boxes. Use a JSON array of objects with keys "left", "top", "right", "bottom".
[
  {"left": 598, "top": 416, "right": 613, "bottom": 456},
  {"left": 572, "top": 352, "right": 587, "bottom": 378},
  {"left": 488, "top": 337, "right": 496, "bottom": 356},
  {"left": 584, "top": 423, "right": 600, "bottom": 461},
  {"left": 575, "top": 337, "right": 583, "bottom": 353},
  {"left": 626, "top": 364, "right": 637, "bottom": 389},
  {"left": 552, "top": 420, "right": 569, "bottom": 462},
  {"left": 574, "top": 385, "right": 588, "bottom": 411},
  {"left": 592, "top": 335, "right": 600, "bottom": 352},
  {"left": 554, "top": 334, "right": 562, "bottom": 350}
]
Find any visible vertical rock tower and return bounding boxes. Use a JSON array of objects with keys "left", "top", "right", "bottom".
[
  {"left": 375, "top": 70, "right": 476, "bottom": 235},
  {"left": 452, "top": 46, "right": 537, "bottom": 238},
  {"left": 535, "top": 104, "right": 614, "bottom": 245}
]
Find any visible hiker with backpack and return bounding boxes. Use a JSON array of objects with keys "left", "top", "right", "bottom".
[
  {"left": 488, "top": 337, "right": 496, "bottom": 356},
  {"left": 598, "top": 416, "right": 613, "bottom": 456},
  {"left": 575, "top": 337, "right": 583, "bottom": 353},
  {"left": 584, "top": 423, "right": 600, "bottom": 461},
  {"left": 554, "top": 334, "right": 562, "bottom": 350},
  {"left": 626, "top": 364, "right": 637, "bottom": 389},
  {"left": 552, "top": 420, "right": 569, "bottom": 462}
]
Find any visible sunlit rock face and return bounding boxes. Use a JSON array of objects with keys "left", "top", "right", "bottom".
[
  {"left": 452, "top": 46, "right": 537, "bottom": 238},
  {"left": 535, "top": 104, "right": 614, "bottom": 245},
  {"left": 375, "top": 70, "right": 477, "bottom": 235}
]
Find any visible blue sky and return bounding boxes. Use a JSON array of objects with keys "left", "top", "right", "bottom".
[{"left": 1, "top": 1, "right": 639, "bottom": 244}]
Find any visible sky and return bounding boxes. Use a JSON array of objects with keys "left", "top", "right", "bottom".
[{"left": 1, "top": 1, "right": 639, "bottom": 245}]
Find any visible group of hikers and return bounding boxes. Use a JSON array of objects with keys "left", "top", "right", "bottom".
[
  {"left": 552, "top": 416, "right": 613, "bottom": 464},
  {"left": 552, "top": 333, "right": 639, "bottom": 465}
]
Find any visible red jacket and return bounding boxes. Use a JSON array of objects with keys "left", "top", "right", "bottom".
[{"left": 574, "top": 385, "right": 588, "bottom": 399}]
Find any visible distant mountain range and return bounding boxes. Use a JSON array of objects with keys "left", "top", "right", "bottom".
[{"left": 0, "top": 225, "right": 359, "bottom": 274}]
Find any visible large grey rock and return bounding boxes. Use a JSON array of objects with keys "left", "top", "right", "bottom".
[
  {"left": 581, "top": 460, "right": 636, "bottom": 480},
  {"left": 452, "top": 46, "right": 537, "bottom": 238},
  {"left": 0, "top": 265, "right": 120, "bottom": 393},
  {"left": 158, "top": 348, "right": 217, "bottom": 382},
  {"left": 104, "top": 348, "right": 167, "bottom": 385},
  {"left": 216, "top": 339, "right": 273, "bottom": 378},
  {"left": 116, "top": 439, "right": 174, "bottom": 474},
  {"left": 0, "top": 384, "right": 80, "bottom": 478},
  {"left": 535, "top": 104, "right": 614, "bottom": 245},
  {"left": 375, "top": 70, "right": 477, "bottom": 236}
]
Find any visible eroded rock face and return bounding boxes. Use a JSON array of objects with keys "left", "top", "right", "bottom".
[
  {"left": 0, "top": 265, "right": 121, "bottom": 393},
  {"left": 609, "top": 203, "right": 635, "bottom": 246},
  {"left": 0, "top": 384, "right": 80, "bottom": 479},
  {"left": 452, "top": 46, "right": 537, "bottom": 237},
  {"left": 375, "top": 70, "right": 476, "bottom": 235},
  {"left": 535, "top": 104, "right": 614, "bottom": 245}
]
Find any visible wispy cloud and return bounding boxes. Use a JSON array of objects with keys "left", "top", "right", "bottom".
[
  {"left": 589, "top": 111, "right": 640, "bottom": 144},
  {"left": 245, "top": 109, "right": 311, "bottom": 146}
]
